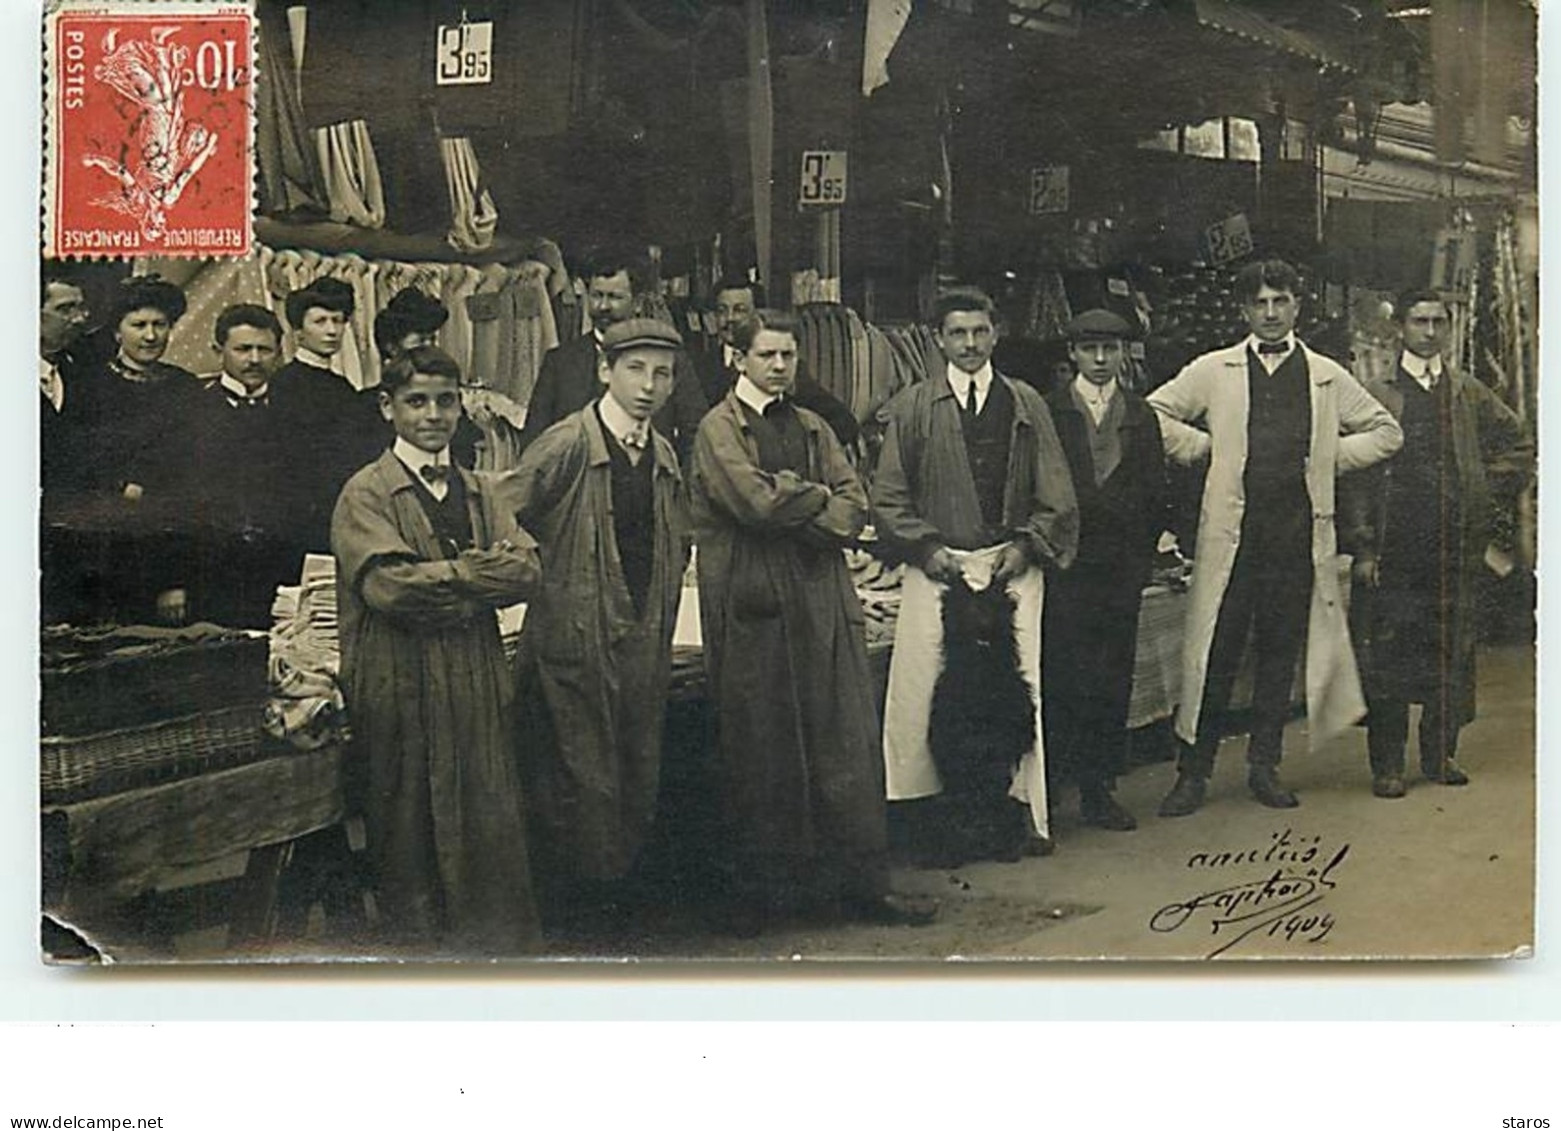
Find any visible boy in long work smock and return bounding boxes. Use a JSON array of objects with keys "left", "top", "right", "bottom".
[
  {"left": 502, "top": 318, "right": 692, "bottom": 930},
  {"left": 332, "top": 346, "right": 543, "bottom": 955}
]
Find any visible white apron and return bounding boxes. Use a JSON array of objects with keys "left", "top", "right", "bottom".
[{"left": 882, "top": 543, "right": 1050, "bottom": 839}]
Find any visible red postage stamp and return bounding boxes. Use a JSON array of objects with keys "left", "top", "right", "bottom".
[{"left": 43, "top": 0, "right": 254, "bottom": 259}]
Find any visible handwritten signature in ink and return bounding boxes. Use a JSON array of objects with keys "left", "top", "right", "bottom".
[{"left": 1149, "top": 829, "right": 1349, "bottom": 958}]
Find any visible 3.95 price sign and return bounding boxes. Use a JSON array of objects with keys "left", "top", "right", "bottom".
[
  {"left": 436, "top": 21, "right": 494, "bottom": 86},
  {"left": 799, "top": 151, "right": 848, "bottom": 208}
]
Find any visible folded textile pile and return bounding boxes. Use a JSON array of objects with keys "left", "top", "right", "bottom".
[
  {"left": 267, "top": 555, "right": 346, "bottom": 750},
  {"left": 845, "top": 545, "right": 903, "bottom": 651}
]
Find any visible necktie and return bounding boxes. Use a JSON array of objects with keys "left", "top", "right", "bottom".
[
  {"left": 1256, "top": 342, "right": 1289, "bottom": 356},
  {"left": 40, "top": 361, "right": 64, "bottom": 412},
  {"left": 419, "top": 464, "right": 450, "bottom": 485},
  {"left": 963, "top": 384, "right": 980, "bottom": 419}
]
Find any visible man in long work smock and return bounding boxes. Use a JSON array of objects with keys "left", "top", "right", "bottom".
[
  {"left": 1149, "top": 258, "right": 1403, "bottom": 817},
  {"left": 1341, "top": 290, "right": 1531, "bottom": 798},
  {"left": 332, "top": 346, "right": 543, "bottom": 954},
  {"left": 691, "top": 308, "right": 937, "bottom": 935},
  {"left": 504, "top": 318, "right": 692, "bottom": 928},
  {"left": 1042, "top": 309, "right": 1170, "bottom": 834},
  {"left": 872, "top": 287, "right": 1079, "bottom": 863}
]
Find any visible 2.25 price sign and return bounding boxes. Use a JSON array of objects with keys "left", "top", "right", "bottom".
[{"left": 799, "top": 151, "right": 848, "bottom": 207}]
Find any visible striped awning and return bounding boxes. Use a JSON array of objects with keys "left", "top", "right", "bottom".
[{"left": 1193, "top": 0, "right": 1357, "bottom": 73}]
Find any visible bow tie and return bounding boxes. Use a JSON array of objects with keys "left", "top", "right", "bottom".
[
  {"left": 761, "top": 397, "right": 790, "bottom": 420},
  {"left": 228, "top": 394, "right": 269, "bottom": 409},
  {"left": 419, "top": 464, "right": 451, "bottom": 485},
  {"left": 621, "top": 426, "right": 649, "bottom": 451},
  {"left": 1255, "top": 341, "right": 1290, "bottom": 356}
]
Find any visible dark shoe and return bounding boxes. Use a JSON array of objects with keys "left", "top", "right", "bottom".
[
  {"left": 1423, "top": 758, "right": 1470, "bottom": 786},
  {"left": 1158, "top": 773, "right": 1207, "bottom": 818},
  {"left": 845, "top": 891, "right": 939, "bottom": 927},
  {"left": 1081, "top": 792, "right": 1138, "bottom": 831},
  {"left": 1248, "top": 766, "right": 1299, "bottom": 809},
  {"left": 1372, "top": 774, "right": 1407, "bottom": 799}
]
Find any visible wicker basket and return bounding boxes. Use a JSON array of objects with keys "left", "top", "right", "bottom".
[
  {"left": 41, "top": 632, "right": 270, "bottom": 737},
  {"left": 40, "top": 703, "right": 269, "bottom": 805}
]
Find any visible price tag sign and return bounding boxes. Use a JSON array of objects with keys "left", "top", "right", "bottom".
[
  {"left": 1029, "top": 165, "right": 1069, "bottom": 215},
  {"left": 1205, "top": 212, "right": 1254, "bottom": 265},
  {"left": 799, "top": 151, "right": 848, "bottom": 207},
  {"left": 436, "top": 21, "right": 494, "bottom": 86}
]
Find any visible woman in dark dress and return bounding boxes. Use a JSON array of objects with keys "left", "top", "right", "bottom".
[{"left": 91, "top": 275, "right": 200, "bottom": 622}]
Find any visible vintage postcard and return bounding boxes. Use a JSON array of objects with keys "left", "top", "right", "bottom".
[{"left": 37, "top": 0, "right": 1537, "bottom": 965}]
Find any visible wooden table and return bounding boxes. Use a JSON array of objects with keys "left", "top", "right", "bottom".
[{"left": 44, "top": 743, "right": 346, "bottom": 959}]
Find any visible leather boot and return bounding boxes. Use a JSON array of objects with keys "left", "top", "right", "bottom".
[
  {"left": 1248, "top": 764, "right": 1299, "bottom": 808},
  {"left": 1157, "top": 773, "right": 1207, "bottom": 818}
]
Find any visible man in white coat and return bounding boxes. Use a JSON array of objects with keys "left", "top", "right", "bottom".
[{"left": 1149, "top": 259, "right": 1402, "bottom": 817}]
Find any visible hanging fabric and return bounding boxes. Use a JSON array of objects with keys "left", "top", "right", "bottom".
[
  {"left": 256, "top": 1, "right": 327, "bottom": 218},
  {"left": 440, "top": 137, "right": 499, "bottom": 253},
  {"left": 313, "top": 120, "right": 387, "bottom": 228}
]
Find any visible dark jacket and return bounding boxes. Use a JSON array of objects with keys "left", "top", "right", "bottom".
[
  {"left": 271, "top": 359, "right": 385, "bottom": 555},
  {"left": 1043, "top": 382, "right": 1169, "bottom": 585},
  {"left": 1339, "top": 364, "right": 1532, "bottom": 723},
  {"left": 870, "top": 369, "right": 1078, "bottom": 571},
  {"left": 519, "top": 333, "right": 708, "bottom": 463}
]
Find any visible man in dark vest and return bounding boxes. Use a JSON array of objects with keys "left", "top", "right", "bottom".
[
  {"left": 873, "top": 287, "right": 1079, "bottom": 862},
  {"left": 1042, "top": 309, "right": 1169, "bottom": 833},
  {"left": 1342, "top": 290, "right": 1531, "bottom": 798},
  {"left": 1149, "top": 259, "right": 1401, "bottom": 817}
]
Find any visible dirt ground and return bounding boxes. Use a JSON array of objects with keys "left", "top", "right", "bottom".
[
  {"left": 609, "top": 643, "right": 1535, "bottom": 964},
  {"left": 86, "top": 643, "right": 1530, "bottom": 967}
]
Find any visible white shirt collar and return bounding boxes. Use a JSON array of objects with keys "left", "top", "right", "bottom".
[
  {"left": 294, "top": 346, "right": 340, "bottom": 372},
  {"left": 1073, "top": 374, "right": 1117, "bottom": 404},
  {"left": 598, "top": 391, "right": 651, "bottom": 450},
  {"left": 723, "top": 343, "right": 743, "bottom": 369},
  {"left": 946, "top": 361, "right": 994, "bottom": 409},
  {"left": 218, "top": 374, "right": 269, "bottom": 402},
  {"left": 1400, "top": 351, "right": 1444, "bottom": 387},
  {"left": 1073, "top": 374, "right": 1117, "bottom": 423},
  {"left": 734, "top": 374, "right": 780, "bottom": 416},
  {"left": 40, "top": 356, "right": 64, "bottom": 412},
  {"left": 1244, "top": 332, "right": 1297, "bottom": 356},
  {"left": 392, "top": 437, "right": 453, "bottom": 498}
]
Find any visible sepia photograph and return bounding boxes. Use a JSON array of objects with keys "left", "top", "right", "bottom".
[{"left": 36, "top": 0, "right": 1538, "bottom": 965}]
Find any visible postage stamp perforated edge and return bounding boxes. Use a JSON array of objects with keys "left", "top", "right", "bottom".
[{"left": 41, "top": 0, "right": 258, "bottom": 262}]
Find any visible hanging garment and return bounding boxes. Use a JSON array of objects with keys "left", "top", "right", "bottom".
[
  {"left": 313, "top": 119, "right": 387, "bottom": 228},
  {"left": 440, "top": 137, "right": 499, "bottom": 253},
  {"left": 256, "top": 1, "right": 327, "bottom": 217}
]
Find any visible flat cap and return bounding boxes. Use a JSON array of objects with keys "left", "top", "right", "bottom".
[
  {"left": 1067, "top": 308, "right": 1134, "bottom": 342},
  {"left": 600, "top": 317, "right": 683, "bottom": 352}
]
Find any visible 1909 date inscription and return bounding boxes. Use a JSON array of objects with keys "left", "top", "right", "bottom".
[{"left": 1150, "top": 830, "right": 1349, "bottom": 958}]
